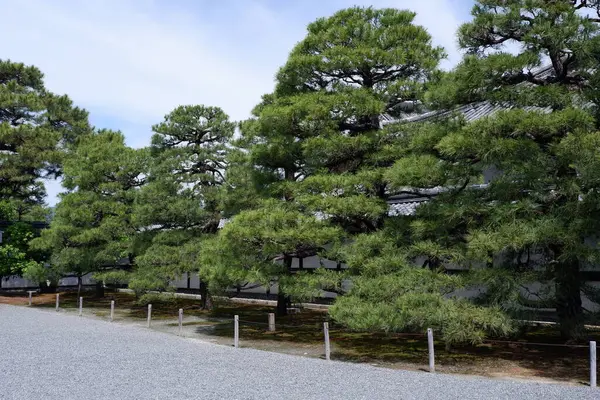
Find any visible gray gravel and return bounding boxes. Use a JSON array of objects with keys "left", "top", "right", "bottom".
[{"left": 0, "top": 304, "right": 597, "bottom": 400}]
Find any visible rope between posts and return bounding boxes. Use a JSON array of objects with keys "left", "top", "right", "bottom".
[
  {"left": 178, "top": 305, "right": 203, "bottom": 311},
  {"left": 331, "top": 332, "right": 425, "bottom": 341},
  {"left": 237, "top": 319, "right": 270, "bottom": 327},
  {"left": 235, "top": 319, "right": 321, "bottom": 330},
  {"left": 236, "top": 319, "right": 346, "bottom": 331},
  {"left": 235, "top": 319, "right": 593, "bottom": 348},
  {"left": 235, "top": 319, "right": 428, "bottom": 338},
  {"left": 482, "top": 339, "right": 590, "bottom": 348},
  {"left": 146, "top": 309, "right": 597, "bottom": 350}
]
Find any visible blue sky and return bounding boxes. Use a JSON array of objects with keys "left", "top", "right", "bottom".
[{"left": 0, "top": 0, "right": 475, "bottom": 204}]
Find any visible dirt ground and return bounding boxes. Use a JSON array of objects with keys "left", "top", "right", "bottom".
[{"left": 1, "top": 291, "right": 596, "bottom": 386}]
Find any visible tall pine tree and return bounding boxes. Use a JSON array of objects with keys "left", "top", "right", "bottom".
[
  {"left": 209, "top": 7, "right": 445, "bottom": 316},
  {"left": 29, "top": 130, "right": 145, "bottom": 298},
  {"left": 0, "top": 59, "right": 90, "bottom": 217},
  {"left": 130, "top": 105, "right": 234, "bottom": 308},
  {"left": 338, "top": 0, "right": 600, "bottom": 341}
]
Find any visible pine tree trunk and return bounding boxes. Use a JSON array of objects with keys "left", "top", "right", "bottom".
[
  {"left": 276, "top": 255, "right": 293, "bottom": 317},
  {"left": 199, "top": 281, "right": 212, "bottom": 310},
  {"left": 276, "top": 291, "right": 289, "bottom": 317},
  {"left": 554, "top": 254, "right": 584, "bottom": 341},
  {"left": 95, "top": 281, "right": 105, "bottom": 298},
  {"left": 204, "top": 294, "right": 213, "bottom": 311},
  {"left": 40, "top": 280, "right": 57, "bottom": 294},
  {"left": 77, "top": 276, "right": 82, "bottom": 300}
]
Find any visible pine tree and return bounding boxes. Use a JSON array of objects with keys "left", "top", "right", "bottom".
[
  {"left": 276, "top": 6, "right": 444, "bottom": 239},
  {"left": 200, "top": 200, "right": 342, "bottom": 315},
  {"left": 451, "top": 0, "right": 600, "bottom": 340},
  {"left": 211, "top": 7, "right": 445, "bottom": 316},
  {"left": 130, "top": 105, "right": 234, "bottom": 308},
  {"left": 343, "top": 0, "right": 600, "bottom": 341},
  {"left": 0, "top": 219, "right": 44, "bottom": 289},
  {"left": 28, "top": 130, "right": 145, "bottom": 298},
  {"left": 0, "top": 59, "right": 90, "bottom": 216}
]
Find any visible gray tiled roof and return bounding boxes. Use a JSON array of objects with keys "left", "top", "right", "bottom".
[
  {"left": 402, "top": 101, "right": 552, "bottom": 124},
  {"left": 223, "top": 65, "right": 559, "bottom": 223},
  {"left": 388, "top": 202, "right": 422, "bottom": 216},
  {"left": 378, "top": 64, "right": 561, "bottom": 215},
  {"left": 383, "top": 64, "right": 556, "bottom": 126},
  {"left": 386, "top": 184, "right": 489, "bottom": 216}
]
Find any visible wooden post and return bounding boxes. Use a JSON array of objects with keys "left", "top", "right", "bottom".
[
  {"left": 178, "top": 308, "right": 183, "bottom": 336},
  {"left": 591, "top": 341, "right": 597, "bottom": 388},
  {"left": 110, "top": 300, "right": 115, "bottom": 322},
  {"left": 79, "top": 297, "right": 83, "bottom": 317},
  {"left": 28, "top": 291, "right": 33, "bottom": 306},
  {"left": 234, "top": 315, "right": 239, "bottom": 348},
  {"left": 324, "top": 322, "right": 331, "bottom": 361},
  {"left": 55, "top": 293, "right": 59, "bottom": 311},
  {"left": 147, "top": 304, "right": 152, "bottom": 328},
  {"left": 268, "top": 313, "right": 275, "bottom": 332},
  {"left": 427, "top": 328, "right": 435, "bottom": 373}
]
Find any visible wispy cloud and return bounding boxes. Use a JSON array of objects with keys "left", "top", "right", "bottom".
[
  {"left": 0, "top": 0, "right": 472, "bottom": 204},
  {"left": 1, "top": 1, "right": 284, "bottom": 138}
]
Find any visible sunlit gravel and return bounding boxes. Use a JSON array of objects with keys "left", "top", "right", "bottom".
[{"left": 0, "top": 304, "right": 597, "bottom": 400}]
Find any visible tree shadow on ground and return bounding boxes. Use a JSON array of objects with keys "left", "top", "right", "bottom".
[{"left": 4, "top": 292, "right": 597, "bottom": 384}]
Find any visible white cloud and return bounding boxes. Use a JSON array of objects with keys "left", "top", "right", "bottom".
[
  {"left": 1, "top": 1, "right": 280, "bottom": 125},
  {"left": 0, "top": 0, "right": 469, "bottom": 205}
]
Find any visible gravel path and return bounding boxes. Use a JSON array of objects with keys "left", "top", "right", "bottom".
[{"left": 0, "top": 304, "right": 597, "bottom": 400}]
